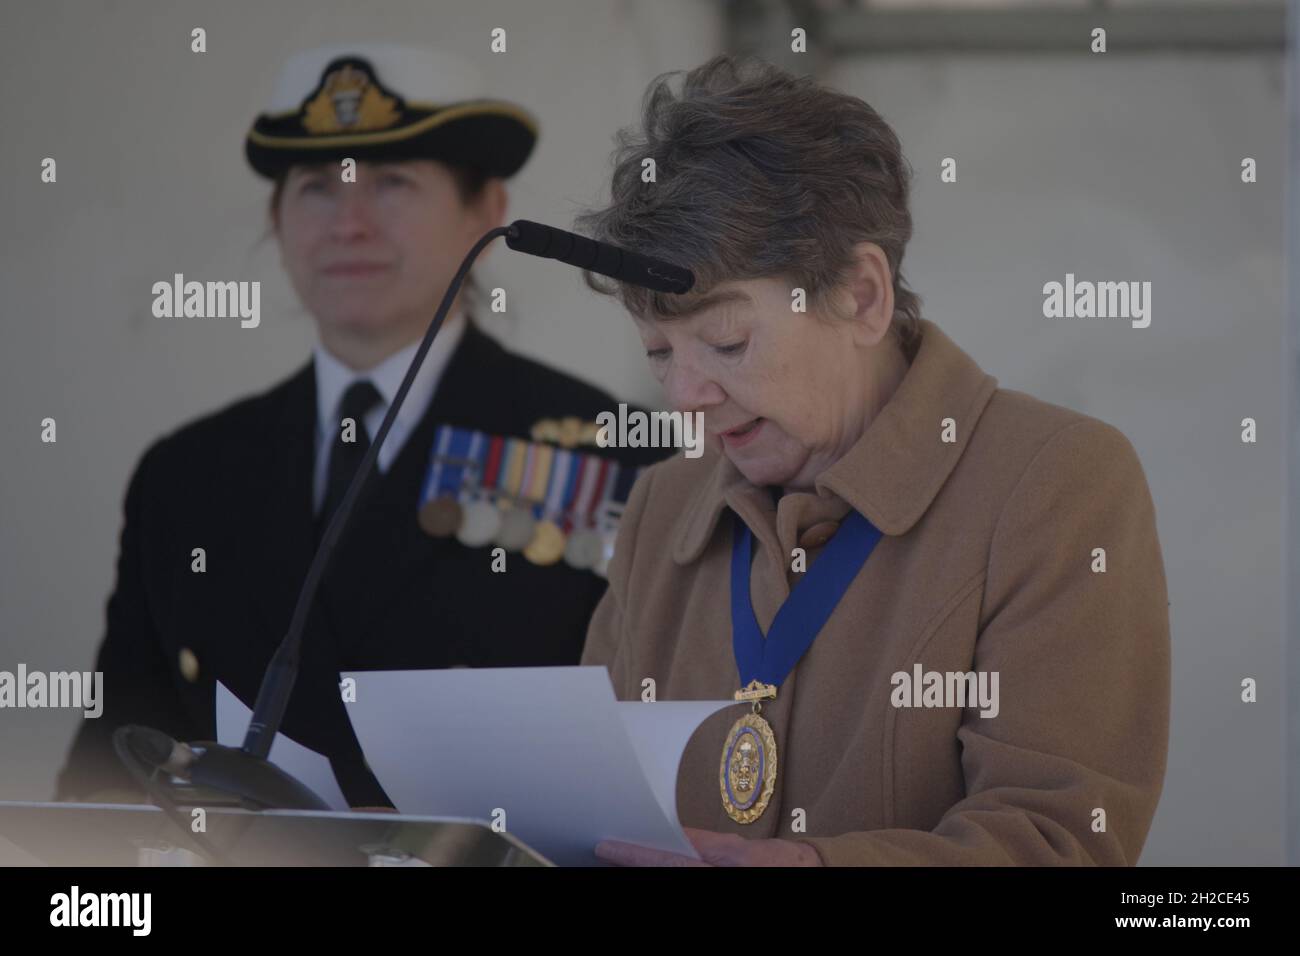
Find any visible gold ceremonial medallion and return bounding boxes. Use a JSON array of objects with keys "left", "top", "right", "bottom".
[
  {"left": 523, "top": 519, "right": 566, "bottom": 566},
  {"left": 418, "top": 495, "right": 463, "bottom": 538},
  {"left": 719, "top": 706, "right": 778, "bottom": 825}
]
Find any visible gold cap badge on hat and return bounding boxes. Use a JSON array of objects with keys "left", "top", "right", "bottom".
[{"left": 301, "top": 61, "right": 402, "bottom": 135}]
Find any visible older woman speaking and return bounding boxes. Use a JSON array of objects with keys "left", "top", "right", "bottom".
[{"left": 578, "top": 56, "right": 1170, "bottom": 866}]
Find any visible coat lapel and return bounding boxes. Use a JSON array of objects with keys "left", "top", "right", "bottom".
[
  {"left": 248, "top": 361, "right": 319, "bottom": 653},
  {"left": 237, "top": 359, "right": 360, "bottom": 760}
]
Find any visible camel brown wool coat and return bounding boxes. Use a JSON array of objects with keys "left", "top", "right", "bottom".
[{"left": 581, "top": 318, "right": 1170, "bottom": 865}]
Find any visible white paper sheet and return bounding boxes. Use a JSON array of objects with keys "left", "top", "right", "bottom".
[
  {"left": 343, "top": 666, "right": 734, "bottom": 866},
  {"left": 616, "top": 701, "right": 737, "bottom": 828},
  {"left": 215, "top": 681, "right": 349, "bottom": 812}
]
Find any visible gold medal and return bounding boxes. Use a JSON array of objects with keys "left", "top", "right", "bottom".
[
  {"left": 720, "top": 680, "right": 778, "bottom": 824},
  {"left": 719, "top": 705, "right": 778, "bottom": 825},
  {"left": 523, "top": 519, "right": 566, "bottom": 565},
  {"left": 418, "top": 495, "right": 463, "bottom": 537}
]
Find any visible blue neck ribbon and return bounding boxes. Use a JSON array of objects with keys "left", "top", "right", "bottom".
[{"left": 730, "top": 509, "right": 883, "bottom": 689}]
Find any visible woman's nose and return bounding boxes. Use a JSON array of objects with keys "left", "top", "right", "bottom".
[
  {"left": 664, "top": 362, "right": 725, "bottom": 413},
  {"left": 328, "top": 188, "right": 377, "bottom": 238}
]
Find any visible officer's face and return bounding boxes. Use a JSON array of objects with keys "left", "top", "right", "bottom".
[
  {"left": 274, "top": 160, "right": 503, "bottom": 349},
  {"left": 634, "top": 262, "right": 901, "bottom": 491}
]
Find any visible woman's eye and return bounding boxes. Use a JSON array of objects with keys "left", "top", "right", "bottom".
[
  {"left": 379, "top": 174, "right": 411, "bottom": 187},
  {"left": 713, "top": 340, "right": 747, "bottom": 356},
  {"left": 645, "top": 347, "right": 671, "bottom": 362},
  {"left": 297, "top": 179, "right": 326, "bottom": 194}
]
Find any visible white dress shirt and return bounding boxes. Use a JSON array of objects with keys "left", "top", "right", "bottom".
[{"left": 312, "top": 310, "right": 467, "bottom": 515}]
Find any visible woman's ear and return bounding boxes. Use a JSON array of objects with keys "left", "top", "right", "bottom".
[
  {"left": 465, "top": 179, "right": 508, "bottom": 262},
  {"left": 475, "top": 178, "right": 509, "bottom": 232},
  {"left": 845, "top": 241, "right": 895, "bottom": 347}
]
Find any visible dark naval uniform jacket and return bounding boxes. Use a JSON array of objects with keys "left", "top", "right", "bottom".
[{"left": 56, "top": 319, "right": 665, "bottom": 806}]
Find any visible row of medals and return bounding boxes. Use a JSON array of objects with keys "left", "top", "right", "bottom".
[{"left": 417, "top": 420, "right": 622, "bottom": 574}]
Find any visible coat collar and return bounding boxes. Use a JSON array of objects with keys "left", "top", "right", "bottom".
[
  {"left": 311, "top": 309, "right": 467, "bottom": 448},
  {"left": 671, "top": 318, "right": 999, "bottom": 564}
]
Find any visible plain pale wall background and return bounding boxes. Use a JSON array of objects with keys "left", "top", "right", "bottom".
[{"left": 0, "top": 1, "right": 1285, "bottom": 865}]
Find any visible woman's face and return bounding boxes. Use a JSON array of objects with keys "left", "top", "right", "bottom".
[
  {"left": 634, "top": 262, "right": 900, "bottom": 490},
  {"left": 275, "top": 159, "right": 501, "bottom": 345}
]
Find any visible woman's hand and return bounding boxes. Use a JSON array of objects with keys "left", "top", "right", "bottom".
[{"left": 595, "top": 826, "right": 823, "bottom": 866}]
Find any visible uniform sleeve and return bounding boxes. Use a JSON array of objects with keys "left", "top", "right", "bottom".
[
  {"left": 800, "top": 420, "right": 1171, "bottom": 865},
  {"left": 54, "top": 440, "right": 194, "bottom": 801},
  {"left": 580, "top": 463, "right": 656, "bottom": 694}
]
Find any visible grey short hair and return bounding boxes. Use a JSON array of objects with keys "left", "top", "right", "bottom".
[{"left": 575, "top": 54, "right": 923, "bottom": 361}]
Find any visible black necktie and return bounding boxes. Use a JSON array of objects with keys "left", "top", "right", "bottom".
[{"left": 317, "top": 379, "right": 383, "bottom": 541}]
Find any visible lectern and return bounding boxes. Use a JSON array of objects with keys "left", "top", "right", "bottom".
[{"left": 0, "top": 802, "right": 551, "bottom": 866}]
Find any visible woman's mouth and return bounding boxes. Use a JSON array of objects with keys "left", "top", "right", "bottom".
[
  {"left": 720, "top": 418, "right": 765, "bottom": 449},
  {"left": 322, "top": 262, "right": 394, "bottom": 277}
]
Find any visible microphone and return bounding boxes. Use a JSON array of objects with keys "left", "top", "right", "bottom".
[
  {"left": 113, "top": 724, "right": 330, "bottom": 810},
  {"left": 116, "top": 222, "right": 693, "bottom": 814},
  {"left": 116, "top": 725, "right": 194, "bottom": 777},
  {"left": 506, "top": 219, "right": 694, "bottom": 294}
]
